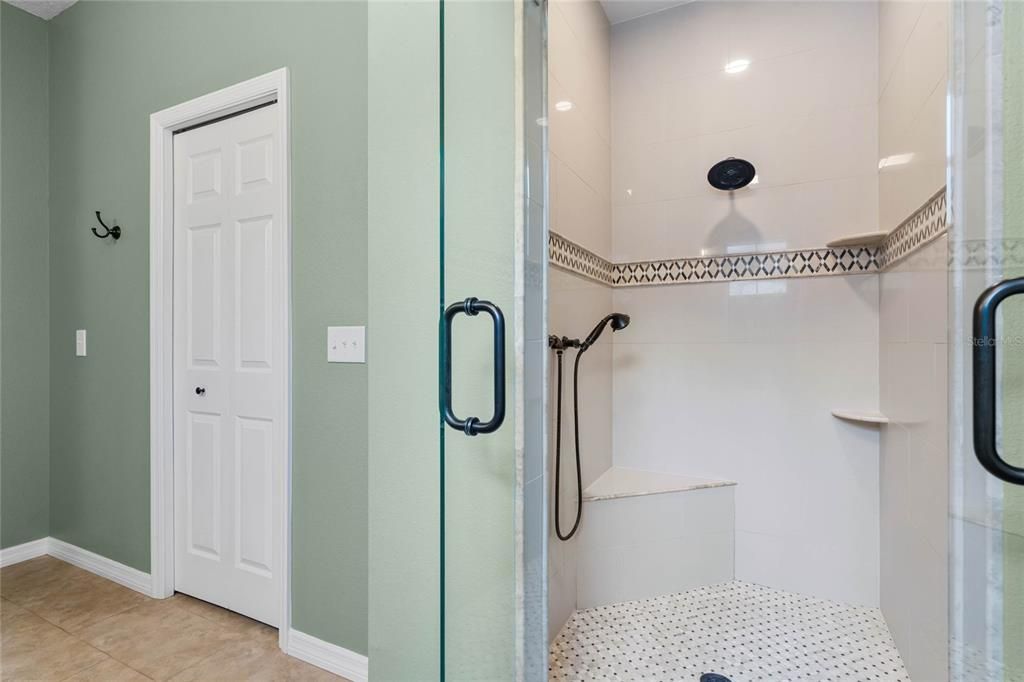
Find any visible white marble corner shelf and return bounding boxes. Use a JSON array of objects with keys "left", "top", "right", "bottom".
[
  {"left": 830, "top": 409, "right": 889, "bottom": 425},
  {"left": 825, "top": 231, "right": 890, "bottom": 248}
]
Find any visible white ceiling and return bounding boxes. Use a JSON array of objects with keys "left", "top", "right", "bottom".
[
  {"left": 5, "top": 0, "right": 667, "bottom": 26},
  {"left": 600, "top": 0, "right": 693, "bottom": 25},
  {"left": 4, "top": 0, "right": 76, "bottom": 20}
]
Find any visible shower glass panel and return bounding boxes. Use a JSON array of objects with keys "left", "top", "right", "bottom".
[
  {"left": 367, "top": 0, "right": 544, "bottom": 677},
  {"left": 950, "top": 0, "right": 1024, "bottom": 678},
  {"left": 442, "top": 0, "right": 520, "bottom": 677}
]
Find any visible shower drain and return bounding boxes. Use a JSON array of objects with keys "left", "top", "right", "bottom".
[{"left": 700, "top": 674, "right": 733, "bottom": 682}]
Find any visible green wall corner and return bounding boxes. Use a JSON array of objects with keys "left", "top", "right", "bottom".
[{"left": 1, "top": 2, "right": 52, "bottom": 550}]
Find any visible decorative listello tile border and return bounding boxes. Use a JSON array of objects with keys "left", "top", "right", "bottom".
[
  {"left": 877, "top": 188, "right": 947, "bottom": 268},
  {"left": 549, "top": 235, "right": 880, "bottom": 286},
  {"left": 948, "top": 238, "right": 1024, "bottom": 271},
  {"left": 549, "top": 188, "right": 948, "bottom": 286},
  {"left": 549, "top": 231, "right": 614, "bottom": 285},
  {"left": 613, "top": 248, "right": 879, "bottom": 286}
]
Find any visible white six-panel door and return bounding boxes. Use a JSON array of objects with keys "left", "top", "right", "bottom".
[{"left": 172, "top": 104, "right": 283, "bottom": 626}]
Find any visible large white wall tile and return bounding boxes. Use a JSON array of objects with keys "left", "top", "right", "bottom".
[
  {"left": 735, "top": 529, "right": 879, "bottom": 606},
  {"left": 554, "top": 0, "right": 611, "bottom": 141},
  {"left": 548, "top": 525, "right": 580, "bottom": 639},
  {"left": 610, "top": 274, "right": 881, "bottom": 606},
  {"left": 878, "top": 0, "right": 947, "bottom": 241},
  {"left": 577, "top": 530, "right": 734, "bottom": 608},
  {"left": 612, "top": 176, "right": 879, "bottom": 261},
  {"left": 549, "top": 0, "right": 611, "bottom": 259},
  {"left": 724, "top": 0, "right": 877, "bottom": 66},
  {"left": 578, "top": 486, "right": 736, "bottom": 550},
  {"left": 879, "top": 1, "right": 927, "bottom": 94},
  {"left": 879, "top": 216, "right": 949, "bottom": 682},
  {"left": 880, "top": 78, "right": 947, "bottom": 232},
  {"left": 734, "top": 106, "right": 878, "bottom": 189},
  {"left": 612, "top": 282, "right": 729, "bottom": 344},
  {"left": 611, "top": 0, "right": 879, "bottom": 264},
  {"left": 548, "top": 0, "right": 612, "bottom": 636},
  {"left": 547, "top": 269, "right": 613, "bottom": 638},
  {"left": 552, "top": 155, "right": 611, "bottom": 257}
]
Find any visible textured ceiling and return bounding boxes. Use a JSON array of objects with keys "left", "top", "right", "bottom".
[
  {"left": 600, "top": 0, "right": 693, "bottom": 25},
  {"left": 5, "top": 0, "right": 77, "bottom": 20}
]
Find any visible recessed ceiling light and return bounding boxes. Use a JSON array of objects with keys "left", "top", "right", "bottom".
[
  {"left": 724, "top": 59, "right": 750, "bottom": 74},
  {"left": 555, "top": 100, "right": 574, "bottom": 112}
]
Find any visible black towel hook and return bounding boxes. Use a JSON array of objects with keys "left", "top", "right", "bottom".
[{"left": 91, "top": 211, "right": 121, "bottom": 241}]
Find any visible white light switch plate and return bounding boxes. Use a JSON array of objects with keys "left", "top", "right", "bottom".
[
  {"left": 76, "top": 329, "right": 87, "bottom": 357},
  {"left": 327, "top": 326, "right": 366, "bottom": 363}
]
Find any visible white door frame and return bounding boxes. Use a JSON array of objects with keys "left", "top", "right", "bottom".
[{"left": 149, "top": 68, "right": 291, "bottom": 650}]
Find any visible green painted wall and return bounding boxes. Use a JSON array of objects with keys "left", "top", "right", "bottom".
[
  {"left": 45, "top": 1, "right": 367, "bottom": 654},
  {"left": 1, "top": 3, "right": 51, "bottom": 549},
  {"left": 366, "top": 2, "right": 441, "bottom": 676}
]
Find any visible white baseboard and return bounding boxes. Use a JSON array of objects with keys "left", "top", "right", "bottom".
[
  {"left": 2, "top": 537, "right": 153, "bottom": 596},
  {"left": 288, "top": 629, "right": 368, "bottom": 682},
  {"left": 0, "top": 538, "right": 49, "bottom": 568}
]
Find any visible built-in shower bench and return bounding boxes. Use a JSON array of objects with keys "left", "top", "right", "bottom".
[
  {"left": 583, "top": 466, "right": 735, "bottom": 501},
  {"left": 577, "top": 467, "right": 736, "bottom": 609}
]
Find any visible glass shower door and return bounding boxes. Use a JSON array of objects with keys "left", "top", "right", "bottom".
[
  {"left": 440, "top": 0, "right": 547, "bottom": 678},
  {"left": 366, "top": 0, "right": 545, "bottom": 679},
  {"left": 439, "top": 0, "right": 518, "bottom": 670},
  {"left": 950, "top": 0, "right": 1024, "bottom": 678}
]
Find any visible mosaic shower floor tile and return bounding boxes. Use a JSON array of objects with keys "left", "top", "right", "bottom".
[{"left": 549, "top": 581, "right": 909, "bottom": 681}]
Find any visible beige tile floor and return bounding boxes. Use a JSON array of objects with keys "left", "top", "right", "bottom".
[{"left": 0, "top": 556, "right": 348, "bottom": 681}]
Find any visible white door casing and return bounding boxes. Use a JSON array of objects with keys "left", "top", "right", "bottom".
[{"left": 172, "top": 103, "right": 283, "bottom": 626}]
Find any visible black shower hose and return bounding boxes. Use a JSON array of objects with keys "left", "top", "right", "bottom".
[{"left": 554, "top": 347, "right": 585, "bottom": 541}]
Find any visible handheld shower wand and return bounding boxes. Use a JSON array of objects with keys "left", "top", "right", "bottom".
[
  {"left": 581, "top": 313, "right": 630, "bottom": 350},
  {"left": 550, "top": 312, "right": 630, "bottom": 541}
]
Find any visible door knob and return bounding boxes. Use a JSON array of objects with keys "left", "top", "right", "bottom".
[{"left": 195, "top": 386, "right": 206, "bottom": 396}]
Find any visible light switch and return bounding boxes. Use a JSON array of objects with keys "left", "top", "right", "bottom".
[
  {"left": 327, "top": 326, "right": 366, "bottom": 363},
  {"left": 76, "top": 329, "right": 87, "bottom": 357}
]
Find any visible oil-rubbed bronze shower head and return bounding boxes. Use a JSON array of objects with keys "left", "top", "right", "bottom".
[{"left": 708, "top": 157, "right": 756, "bottom": 190}]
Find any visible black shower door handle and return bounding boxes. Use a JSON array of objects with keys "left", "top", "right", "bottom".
[
  {"left": 442, "top": 297, "right": 506, "bottom": 436},
  {"left": 973, "top": 276, "right": 1024, "bottom": 485}
]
